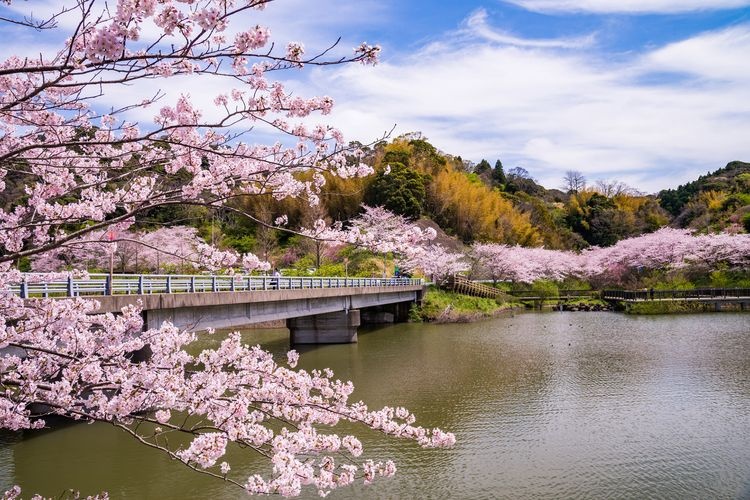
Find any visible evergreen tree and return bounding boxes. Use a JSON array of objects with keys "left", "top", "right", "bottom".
[
  {"left": 492, "top": 160, "right": 507, "bottom": 187},
  {"left": 364, "top": 163, "right": 428, "bottom": 219},
  {"left": 475, "top": 159, "right": 492, "bottom": 174}
]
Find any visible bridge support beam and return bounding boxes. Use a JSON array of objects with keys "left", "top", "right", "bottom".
[
  {"left": 361, "top": 302, "right": 412, "bottom": 324},
  {"left": 287, "top": 309, "right": 360, "bottom": 344}
]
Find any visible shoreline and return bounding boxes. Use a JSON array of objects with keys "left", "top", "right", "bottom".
[{"left": 414, "top": 290, "right": 748, "bottom": 323}]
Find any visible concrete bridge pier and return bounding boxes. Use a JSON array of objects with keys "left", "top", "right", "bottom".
[
  {"left": 360, "top": 302, "right": 413, "bottom": 324},
  {"left": 287, "top": 309, "right": 361, "bottom": 344}
]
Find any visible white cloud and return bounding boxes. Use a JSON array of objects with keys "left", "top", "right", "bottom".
[
  {"left": 310, "top": 22, "right": 750, "bottom": 192},
  {"left": 639, "top": 26, "right": 750, "bottom": 82},
  {"left": 463, "top": 8, "right": 597, "bottom": 49},
  {"left": 501, "top": 0, "right": 750, "bottom": 14}
]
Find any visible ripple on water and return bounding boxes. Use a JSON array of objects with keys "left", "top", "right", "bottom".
[{"left": 2, "top": 312, "right": 750, "bottom": 499}]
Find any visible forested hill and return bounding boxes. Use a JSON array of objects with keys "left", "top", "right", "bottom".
[
  {"left": 345, "top": 137, "right": 747, "bottom": 249},
  {"left": 137, "top": 136, "right": 749, "bottom": 272},
  {"left": 658, "top": 161, "right": 750, "bottom": 231}
]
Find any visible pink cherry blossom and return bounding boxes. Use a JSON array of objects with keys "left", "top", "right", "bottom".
[{"left": 0, "top": 2, "right": 447, "bottom": 497}]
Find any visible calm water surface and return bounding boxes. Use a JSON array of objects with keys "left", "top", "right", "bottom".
[{"left": 2, "top": 312, "right": 750, "bottom": 499}]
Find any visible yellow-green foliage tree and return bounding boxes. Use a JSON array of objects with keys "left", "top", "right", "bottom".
[
  {"left": 566, "top": 189, "right": 669, "bottom": 246},
  {"left": 427, "top": 169, "right": 541, "bottom": 244},
  {"left": 369, "top": 136, "right": 539, "bottom": 245},
  {"left": 319, "top": 172, "right": 368, "bottom": 222},
  {"left": 510, "top": 191, "right": 585, "bottom": 249},
  {"left": 660, "top": 161, "right": 750, "bottom": 231}
]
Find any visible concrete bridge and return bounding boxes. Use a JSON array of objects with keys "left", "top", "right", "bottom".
[{"left": 12, "top": 274, "right": 425, "bottom": 343}]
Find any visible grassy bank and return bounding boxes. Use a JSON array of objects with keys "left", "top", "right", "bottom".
[
  {"left": 412, "top": 288, "right": 520, "bottom": 323},
  {"left": 624, "top": 301, "right": 746, "bottom": 314},
  {"left": 560, "top": 297, "right": 611, "bottom": 311}
]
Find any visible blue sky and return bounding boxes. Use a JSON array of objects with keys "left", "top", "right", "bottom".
[
  {"left": 2, "top": 0, "right": 750, "bottom": 193},
  {"left": 286, "top": 0, "right": 750, "bottom": 193},
  {"left": 306, "top": 0, "right": 750, "bottom": 192}
]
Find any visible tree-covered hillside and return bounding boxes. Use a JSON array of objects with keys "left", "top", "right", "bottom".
[
  {"left": 136, "top": 137, "right": 748, "bottom": 273},
  {"left": 658, "top": 161, "right": 750, "bottom": 232},
  {"left": 24, "top": 131, "right": 745, "bottom": 275}
]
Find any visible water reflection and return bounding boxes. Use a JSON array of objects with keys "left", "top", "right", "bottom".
[{"left": 1, "top": 312, "right": 749, "bottom": 499}]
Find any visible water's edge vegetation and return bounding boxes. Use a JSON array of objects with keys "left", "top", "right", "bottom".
[{"left": 415, "top": 288, "right": 746, "bottom": 322}]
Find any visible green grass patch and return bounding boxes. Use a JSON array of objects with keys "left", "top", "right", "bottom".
[
  {"left": 626, "top": 301, "right": 717, "bottom": 314},
  {"left": 414, "top": 288, "right": 519, "bottom": 322},
  {"left": 564, "top": 297, "right": 609, "bottom": 308}
]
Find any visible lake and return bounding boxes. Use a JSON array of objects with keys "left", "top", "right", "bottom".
[{"left": 2, "top": 311, "right": 749, "bottom": 499}]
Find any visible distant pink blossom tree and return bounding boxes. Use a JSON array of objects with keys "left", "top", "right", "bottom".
[
  {"left": 470, "top": 243, "right": 583, "bottom": 284},
  {"left": 300, "top": 206, "right": 463, "bottom": 280},
  {"left": 345, "top": 206, "right": 437, "bottom": 255},
  {"left": 471, "top": 228, "right": 750, "bottom": 286},
  {"left": 400, "top": 243, "right": 469, "bottom": 285},
  {"left": 343, "top": 206, "right": 450, "bottom": 277},
  {"left": 583, "top": 227, "right": 750, "bottom": 283},
  {"left": 31, "top": 226, "right": 271, "bottom": 274},
  {"left": 0, "top": 1, "right": 452, "bottom": 497}
]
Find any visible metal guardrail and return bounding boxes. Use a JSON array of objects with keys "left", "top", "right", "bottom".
[
  {"left": 602, "top": 288, "right": 750, "bottom": 301},
  {"left": 504, "top": 289, "right": 595, "bottom": 299},
  {"left": 8, "top": 273, "right": 423, "bottom": 299}
]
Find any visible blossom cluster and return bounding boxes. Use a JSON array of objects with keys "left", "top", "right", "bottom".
[
  {"left": 0, "top": 0, "right": 379, "bottom": 269},
  {"left": 30, "top": 226, "right": 270, "bottom": 274},
  {"left": 0, "top": 2, "right": 452, "bottom": 497},
  {"left": 300, "top": 205, "right": 469, "bottom": 282},
  {"left": 0, "top": 294, "right": 455, "bottom": 496}
]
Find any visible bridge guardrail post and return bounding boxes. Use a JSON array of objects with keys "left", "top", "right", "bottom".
[
  {"left": 166, "top": 275, "right": 172, "bottom": 294},
  {"left": 189, "top": 276, "right": 195, "bottom": 293},
  {"left": 211, "top": 276, "right": 217, "bottom": 292},
  {"left": 105, "top": 275, "right": 112, "bottom": 296},
  {"left": 67, "top": 276, "right": 74, "bottom": 297},
  {"left": 20, "top": 279, "right": 28, "bottom": 299},
  {"left": 137, "top": 275, "right": 144, "bottom": 295}
]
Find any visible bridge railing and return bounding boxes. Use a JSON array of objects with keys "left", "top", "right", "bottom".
[
  {"left": 445, "top": 275, "right": 514, "bottom": 302},
  {"left": 8, "top": 273, "right": 423, "bottom": 299},
  {"left": 602, "top": 288, "right": 750, "bottom": 301},
  {"left": 504, "top": 289, "right": 595, "bottom": 299}
]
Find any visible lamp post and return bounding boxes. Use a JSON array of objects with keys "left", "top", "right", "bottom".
[{"left": 107, "top": 229, "right": 116, "bottom": 295}]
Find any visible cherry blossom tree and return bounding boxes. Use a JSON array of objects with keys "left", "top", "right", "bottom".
[
  {"left": 584, "top": 227, "right": 750, "bottom": 284},
  {"left": 471, "top": 229, "right": 750, "bottom": 286},
  {"left": 0, "top": 1, "right": 454, "bottom": 497},
  {"left": 299, "top": 206, "right": 435, "bottom": 276},
  {"left": 30, "top": 225, "right": 271, "bottom": 273},
  {"left": 0, "top": 0, "right": 379, "bottom": 267},
  {"left": 344, "top": 205, "right": 441, "bottom": 276},
  {"left": 345, "top": 206, "right": 436, "bottom": 256},
  {"left": 29, "top": 228, "right": 114, "bottom": 273},
  {"left": 400, "top": 243, "right": 469, "bottom": 285},
  {"left": 470, "top": 243, "right": 583, "bottom": 284},
  {"left": 301, "top": 206, "right": 463, "bottom": 280}
]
